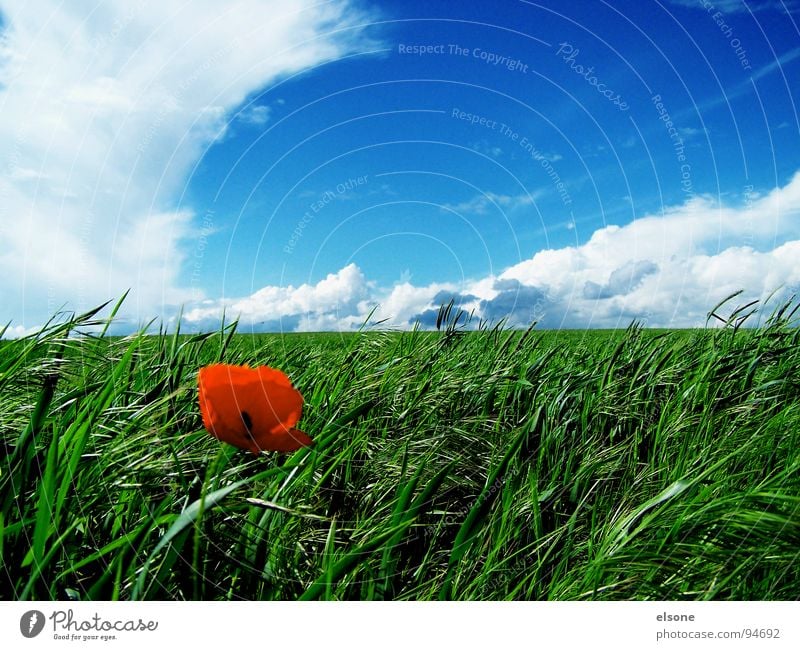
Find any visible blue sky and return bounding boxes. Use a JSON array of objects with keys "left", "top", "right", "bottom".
[{"left": 1, "top": 0, "right": 799, "bottom": 334}]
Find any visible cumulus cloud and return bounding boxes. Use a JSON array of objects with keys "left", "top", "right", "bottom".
[
  {"left": 409, "top": 290, "right": 479, "bottom": 327},
  {"left": 582, "top": 260, "right": 659, "bottom": 300},
  {"left": 184, "top": 263, "right": 371, "bottom": 332},
  {"left": 0, "top": 0, "right": 373, "bottom": 331},
  {"left": 178, "top": 172, "right": 800, "bottom": 332},
  {"left": 496, "top": 172, "right": 800, "bottom": 328},
  {"left": 479, "top": 280, "right": 548, "bottom": 325}
]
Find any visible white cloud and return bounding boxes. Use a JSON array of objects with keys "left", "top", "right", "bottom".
[
  {"left": 669, "top": 0, "right": 799, "bottom": 12},
  {"left": 0, "top": 0, "right": 374, "bottom": 330},
  {"left": 496, "top": 171, "right": 800, "bottom": 327},
  {"left": 182, "top": 264, "right": 467, "bottom": 332},
  {"left": 184, "top": 263, "right": 371, "bottom": 330},
  {"left": 441, "top": 192, "right": 539, "bottom": 215},
  {"left": 1, "top": 323, "right": 40, "bottom": 339},
  {"left": 370, "top": 280, "right": 460, "bottom": 326},
  {"left": 177, "top": 172, "right": 800, "bottom": 332},
  {"left": 470, "top": 140, "right": 504, "bottom": 158},
  {"left": 236, "top": 104, "right": 271, "bottom": 126},
  {"left": 539, "top": 152, "right": 563, "bottom": 162}
]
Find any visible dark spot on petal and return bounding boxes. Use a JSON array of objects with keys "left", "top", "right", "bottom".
[{"left": 241, "top": 411, "right": 254, "bottom": 440}]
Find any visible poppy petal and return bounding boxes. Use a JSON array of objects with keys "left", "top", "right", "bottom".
[
  {"left": 241, "top": 380, "right": 303, "bottom": 432},
  {"left": 256, "top": 365, "right": 295, "bottom": 389},
  {"left": 198, "top": 369, "right": 244, "bottom": 439},
  {"left": 253, "top": 428, "right": 314, "bottom": 453}
]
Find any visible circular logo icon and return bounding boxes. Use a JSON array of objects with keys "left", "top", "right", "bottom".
[{"left": 20, "top": 610, "right": 45, "bottom": 638}]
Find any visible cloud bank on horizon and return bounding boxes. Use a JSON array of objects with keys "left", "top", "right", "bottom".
[{"left": 183, "top": 172, "right": 800, "bottom": 331}]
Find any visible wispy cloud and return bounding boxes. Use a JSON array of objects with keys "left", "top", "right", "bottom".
[
  {"left": 750, "top": 45, "right": 800, "bottom": 82},
  {"left": 440, "top": 192, "right": 540, "bottom": 215},
  {"left": 470, "top": 140, "right": 504, "bottom": 158},
  {"left": 675, "top": 45, "right": 800, "bottom": 119},
  {"left": 678, "top": 126, "right": 702, "bottom": 138},
  {"left": 236, "top": 104, "right": 272, "bottom": 126},
  {"left": 669, "top": 0, "right": 800, "bottom": 13}
]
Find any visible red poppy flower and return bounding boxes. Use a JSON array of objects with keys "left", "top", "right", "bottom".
[{"left": 197, "top": 364, "right": 313, "bottom": 454}]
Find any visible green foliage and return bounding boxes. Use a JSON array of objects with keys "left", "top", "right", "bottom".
[{"left": 1, "top": 294, "right": 799, "bottom": 600}]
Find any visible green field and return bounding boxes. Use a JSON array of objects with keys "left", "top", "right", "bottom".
[{"left": 1, "top": 297, "right": 799, "bottom": 600}]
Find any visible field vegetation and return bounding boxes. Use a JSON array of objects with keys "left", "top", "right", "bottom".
[{"left": 1, "top": 295, "right": 799, "bottom": 600}]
